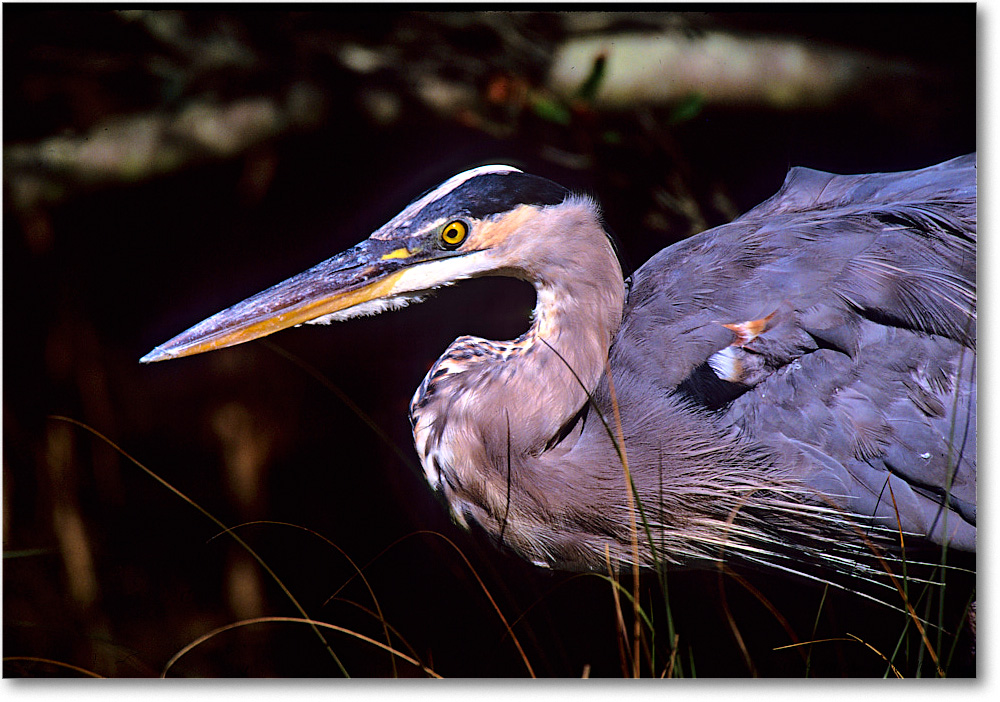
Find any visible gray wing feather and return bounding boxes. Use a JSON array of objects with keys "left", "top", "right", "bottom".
[{"left": 614, "top": 154, "right": 976, "bottom": 549}]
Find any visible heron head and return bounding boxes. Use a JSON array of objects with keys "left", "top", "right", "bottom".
[{"left": 140, "top": 165, "right": 577, "bottom": 363}]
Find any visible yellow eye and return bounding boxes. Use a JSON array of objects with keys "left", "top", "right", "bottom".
[{"left": 440, "top": 220, "right": 469, "bottom": 249}]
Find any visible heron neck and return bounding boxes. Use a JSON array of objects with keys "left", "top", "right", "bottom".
[
  {"left": 410, "top": 201, "right": 625, "bottom": 490},
  {"left": 497, "top": 209, "right": 626, "bottom": 452},
  {"left": 524, "top": 276, "right": 621, "bottom": 433}
]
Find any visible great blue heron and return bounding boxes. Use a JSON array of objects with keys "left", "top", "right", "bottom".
[{"left": 142, "top": 155, "right": 976, "bottom": 587}]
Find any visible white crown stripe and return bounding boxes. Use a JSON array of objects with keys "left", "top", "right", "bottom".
[
  {"left": 421, "top": 165, "right": 522, "bottom": 208},
  {"left": 378, "top": 165, "right": 522, "bottom": 236}
]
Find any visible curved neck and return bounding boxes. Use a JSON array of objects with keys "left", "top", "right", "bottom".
[
  {"left": 488, "top": 200, "right": 626, "bottom": 450},
  {"left": 518, "top": 258, "right": 624, "bottom": 447},
  {"left": 411, "top": 200, "right": 625, "bottom": 473}
]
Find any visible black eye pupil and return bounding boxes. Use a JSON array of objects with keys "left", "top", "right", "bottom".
[{"left": 442, "top": 221, "right": 466, "bottom": 248}]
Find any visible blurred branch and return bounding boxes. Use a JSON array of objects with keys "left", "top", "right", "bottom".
[
  {"left": 5, "top": 85, "right": 326, "bottom": 212},
  {"left": 548, "top": 31, "right": 916, "bottom": 110}
]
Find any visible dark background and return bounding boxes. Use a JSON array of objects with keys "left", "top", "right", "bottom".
[{"left": 3, "top": 6, "right": 976, "bottom": 677}]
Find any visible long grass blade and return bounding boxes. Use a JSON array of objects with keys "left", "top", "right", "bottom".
[
  {"left": 160, "top": 617, "right": 441, "bottom": 678},
  {"left": 208, "top": 520, "right": 398, "bottom": 675},
  {"left": 2, "top": 656, "right": 104, "bottom": 678},
  {"left": 48, "top": 415, "right": 349, "bottom": 677}
]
